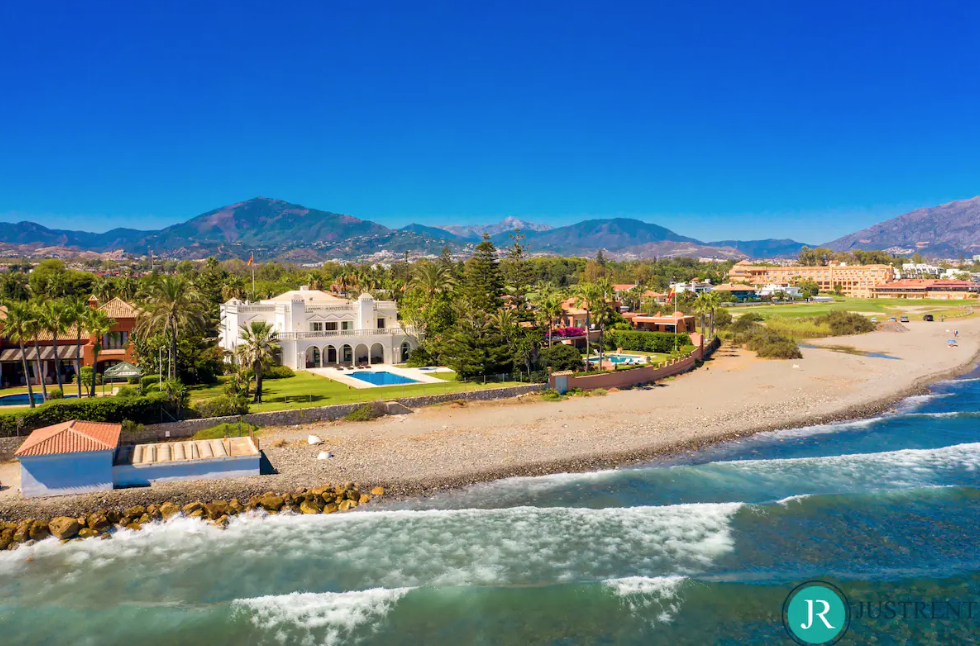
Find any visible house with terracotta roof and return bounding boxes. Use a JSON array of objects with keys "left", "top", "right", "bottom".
[
  {"left": 15, "top": 421, "right": 121, "bottom": 497},
  {"left": 14, "top": 419, "right": 262, "bottom": 497},
  {"left": 0, "top": 296, "right": 139, "bottom": 388},
  {"left": 872, "top": 279, "right": 980, "bottom": 299},
  {"left": 622, "top": 310, "right": 697, "bottom": 333}
]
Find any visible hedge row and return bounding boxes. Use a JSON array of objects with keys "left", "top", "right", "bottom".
[
  {"left": 605, "top": 331, "right": 693, "bottom": 354},
  {"left": 0, "top": 392, "right": 176, "bottom": 437}
]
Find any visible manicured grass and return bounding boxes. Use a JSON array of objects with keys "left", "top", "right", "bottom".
[
  {"left": 189, "top": 370, "right": 525, "bottom": 413},
  {"left": 734, "top": 297, "right": 976, "bottom": 319}
]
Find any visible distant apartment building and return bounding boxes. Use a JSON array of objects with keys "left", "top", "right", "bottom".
[
  {"left": 872, "top": 279, "right": 980, "bottom": 300},
  {"left": 728, "top": 261, "right": 896, "bottom": 298},
  {"left": 901, "top": 263, "right": 942, "bottom": 278}
]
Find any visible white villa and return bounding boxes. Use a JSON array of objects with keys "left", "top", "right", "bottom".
[{"left": 219, "top": 287, "right": 418, "bottom": 370}]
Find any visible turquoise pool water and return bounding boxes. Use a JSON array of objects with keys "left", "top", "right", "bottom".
[
  {"left": 0, "top": 393, "right": 79, "bottom": 406},
  {"left": 588, "top": 353, "right": 643, "bottom": 364},
  {"left": 349, "top": 371, "right": 419, "bottom": 386}
]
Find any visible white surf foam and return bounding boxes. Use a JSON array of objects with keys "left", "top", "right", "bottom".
[
  {"left": 234, "top": 587, "right": 412, "bottom": 646},
  {"left": 0, "top": 503, "right": 744, "bottom": 592},
  {"left": 605, "top": 575, "right": 687, "bottom": 624}
]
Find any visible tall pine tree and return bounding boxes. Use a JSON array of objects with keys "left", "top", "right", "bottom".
[{"left": 463, "top": 234, "right": 504, "bottom": 311}]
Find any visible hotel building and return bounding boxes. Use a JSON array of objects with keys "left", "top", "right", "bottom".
[{"left": 728, "top": 261, "right": 896, "bottom": 298}]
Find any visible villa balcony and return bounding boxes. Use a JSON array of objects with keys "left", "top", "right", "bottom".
[{"left": 278, "top": 326, "right": 417, "bottom": 341}]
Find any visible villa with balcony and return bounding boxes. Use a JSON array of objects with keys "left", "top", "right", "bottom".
[{"left": 219, "top": 287, "right": 418, "bottom": 370}]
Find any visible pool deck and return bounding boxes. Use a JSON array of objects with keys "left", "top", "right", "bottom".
[{"left": 305, "top": 365, "right": 448, "bottom": 389}]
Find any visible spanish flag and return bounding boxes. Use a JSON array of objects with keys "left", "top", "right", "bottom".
[{"left": 247, "top": 254, "right": 253, "bottom": 266}]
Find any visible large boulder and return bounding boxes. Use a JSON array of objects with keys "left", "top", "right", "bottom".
[
  {"left": 159, "top": 502, "right": 180, "bottom": 519},
  {"left": 181, "top": 502, "right": 206, "bottom": 518},
  {"left": 49, "top": 517, "right": 81, "bottom": 540},
  {"left": 257, "top": 495, "right": 284, "bottom": 512},
  {"left": 370, "top": 486, "right": 385, "bottom": 496},
  {"left": 13, "top": 520, "right": 34, "bottom": 543},
  {"left": 88, "top": 512, "right": 112, "bottom": 532},
  {"left": 123, "top": 505, "right": 146, "bottom": 519},
  {"left": 29, "top": 522, "right": 50, "bottom": 541},
  {"left": 205, "top": 501, "right": 229, "bottom": 519},
  {"left": 299, "top": 499, "right": 322, "bottom": 515}
]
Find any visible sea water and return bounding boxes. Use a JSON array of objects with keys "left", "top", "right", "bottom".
[{"left": 4, "top": 370, "right": 980, "bottom": 644}]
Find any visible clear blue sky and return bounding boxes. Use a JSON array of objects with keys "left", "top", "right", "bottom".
[{"left": 2, "top": 1, "right": 979, "bottom": 243}]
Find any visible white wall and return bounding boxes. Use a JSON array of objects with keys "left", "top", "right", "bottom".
[{"left": 19, "top": 451, "right": 114, "bottom": 498}]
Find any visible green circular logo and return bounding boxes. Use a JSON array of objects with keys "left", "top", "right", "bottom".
[{"left": 782, "top": 581, "right": 850, "bottom": 645}]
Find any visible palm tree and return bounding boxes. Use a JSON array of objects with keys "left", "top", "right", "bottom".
[
  {"left": 237, "top": 321, "right": 280, "bottom": 403},
  {"left": 532, "top": 284, "right": 564, "bottom": 348},
  {"left": 92, "top": 275, "right": 114, "bottom": 303},
  {"left": 575, "top": 279, "right": 615, "bottom": 369},
  {"left": 409, "top": 262, "right": 454, "bottom": 294},
  {"left": 3, "top": 302, "right": 38, "bottom": 408},
  {"left": 84, "top": 308, "right": 115, "bottom": 397},
  {"left": 136, "top": 275, "right": 206, "bottom": 380},
  {"left": 62, "top": 296, "right": 88, "bottom": 398},
  {"left": 692, "top": 292, "right": 713, "bottom": 339},
  {"left": 40, "top": 300, "right": 69, "bottom": 391},
  {"left": 706, "top": 291, "right": 723, "bottom": 340},
  {"left": 25, "top": 302, "right": 48, "bottom": 401}
]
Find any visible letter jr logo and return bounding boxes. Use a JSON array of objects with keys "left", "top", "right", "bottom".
[{"left": 782, "top": 581, "right": 850, "bottom": 645}]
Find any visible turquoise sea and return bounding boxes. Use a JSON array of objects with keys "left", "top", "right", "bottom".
[{"left": 4, "top": 368, "right": 980, "bottom": 644}]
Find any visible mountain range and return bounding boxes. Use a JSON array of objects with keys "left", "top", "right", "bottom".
[
  {"left": 824, "top": 196, "right": 980, "bottom": 257},
  {"left": 9, "top": 193, "right": 980, "bottom": 262},
  {"left": 0, "top": 197, "right": 815, "bottom": 261}
]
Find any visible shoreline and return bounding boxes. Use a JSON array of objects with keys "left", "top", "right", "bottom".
[{"left": 1, "top": 318, "right": 978, "bottom": 520}]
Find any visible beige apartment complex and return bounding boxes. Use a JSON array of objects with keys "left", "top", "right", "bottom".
[{"left": 728, "top": 261, "right": 896, "bottom": 298}]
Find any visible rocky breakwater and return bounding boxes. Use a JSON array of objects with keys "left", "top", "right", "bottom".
[{"left": 0, "top": 483, "right": 383, "bottom": 551}]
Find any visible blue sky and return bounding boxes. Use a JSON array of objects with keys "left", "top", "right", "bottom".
[{"left": 1, "top": 1, "right": 979, "bottom": 243}]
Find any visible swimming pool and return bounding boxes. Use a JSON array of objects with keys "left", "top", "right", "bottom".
[
  {"left": 349, "top": 371, "right": 420, "bottom": 386},
  {"left": 0, "top": 393, "right": 79, "bottom": 406},
  {"left": 587, "top": 353, "right": 645, "bottom": 365}
]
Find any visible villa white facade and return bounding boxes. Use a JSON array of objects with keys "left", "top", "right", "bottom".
[{"left": 219, "top": 287, "right": 418, "bottom": 370}]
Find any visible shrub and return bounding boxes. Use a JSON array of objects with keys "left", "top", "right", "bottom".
[
  {"left": 816, "top": 311, "right": 876, "bottom": 336},
  {"left": 712, "top": 308, "right": 733, "bottom": 328},
  {"left": 140, "top": 375, "right": 160, "bottom": 394},
  {"left": 127, "top": 375, "right": 141, "bottom": 385},
  {"left": 405, "top": 346, "right": 433, "bottom": 367},
  {"left": 537, "top": 344, "right": 584, "bottom": 372},
  {"left": 0, "top": 392, "right": 175, "bottom": 437},
  {"left": 121, "top": 419, "right": 144, "bottom": 435},
  {"left": 74, "top": 366, "right": 100, "bottom": 386},
  {"left": 753, "top": 339, "right": 803, "bottom": 359},
  {"left": 592, "top": 388, "right": 608, "bottom": 396},
  {"left": 605, "top": 331, "right": 692, "bottom": 354},
  {"left": 115, "top": 386, "right": 139, "bottom": 398},
  {"left": 263, "top": 365, "right": 295, "bottom": 380},
  {"left": 550, "top": 327, "right": 586, "bottom": 338},
  {"left": 343, "top": 402, "right": 386, "bottom": 422},
  {"left": 47, "top": 387, "right": 64, "bottom": 400},
  {"left": 540, "top": 389, "right": 563, "bottom": 401},
  {"left": 193, "top": 395, "right": 250, "bottom": 419},
  {"left": 192, "top": 421, "right": 259, "bottom": 440}
]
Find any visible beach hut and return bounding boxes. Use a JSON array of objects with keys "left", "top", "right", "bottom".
[{"left": 14, "top": 420, "right": 121, "bottom": 497}]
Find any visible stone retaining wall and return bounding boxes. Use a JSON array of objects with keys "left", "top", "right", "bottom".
[
  {"left": 128, "top": 383, "right": 545, "bottom": 443},
  {"left": 550, "top": 337, "right": 720, "bottom": 392},
  {"left": 0, "top": 436, "right": 25, "bottom": 462}
]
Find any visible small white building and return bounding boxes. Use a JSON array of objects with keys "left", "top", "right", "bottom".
[
  {"left": 219, "top": 287, "right": 418, "bottom": 370},
  {"left": 902, "top": 263, "right": 942, "bottom": 278},
  {"left": 757, "top": 283, "right": 802, "bottom": 299}
]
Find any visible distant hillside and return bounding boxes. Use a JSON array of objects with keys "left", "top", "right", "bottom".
[
  {"left": 400, "top": 223, "right": 472, "bottom": 245},
  {"left": 824, "top": 196, "right": 980, "bottom": 257},
  {"left": 706, "top": 238, "right": 811, "bottom": 258},
  {"left": 525, "top": 218, "right": 697, "bottom": 254},
  {"left": 440, "top": 217, "right": 553, "bottom": 240}
]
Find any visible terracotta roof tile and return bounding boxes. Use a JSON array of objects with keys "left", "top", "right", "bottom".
[
  {"left": 14, "top": 420, "right": 121, "bottom": 457},
  {"left": 98, "top": 297, "right": 140, "bottom": 319}
]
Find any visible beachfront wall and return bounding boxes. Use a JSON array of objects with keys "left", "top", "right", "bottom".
[
  {"left": 550, "top": 337, "right": 718, "bottom": 393},
  {"left": 19, "top": 450, "right": 114, "bottom": 498},
  {"left": 113, "top": 453, "right": 261, "bottom": 488}
]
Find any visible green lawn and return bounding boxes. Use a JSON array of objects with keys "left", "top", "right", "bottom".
[
  {"left": 189, "top": 370, "right": 525, "bottom": 413},
  {"left": 732, "top": 297, "right": 976, "bottom": 319}
]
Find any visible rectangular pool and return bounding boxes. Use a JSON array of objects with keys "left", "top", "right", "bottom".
[{"left": 349, "top": 371, "right": 420, "bottom": 386}]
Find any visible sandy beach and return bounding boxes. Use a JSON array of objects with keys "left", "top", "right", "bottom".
[{"left": 2, "top": 315, "right": 978, "bottom": 518}]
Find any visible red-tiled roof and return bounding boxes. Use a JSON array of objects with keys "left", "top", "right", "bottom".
[
  {"left": 98, "top": 297, "right": 140, "bottom": 319},
  {"left": 14, "top": 420, "right": 122, "bottom": 457}
]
